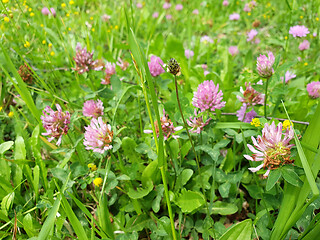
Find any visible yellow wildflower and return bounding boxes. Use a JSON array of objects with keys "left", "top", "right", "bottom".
[
  {"left": 114, "top": 25, "right": 119, "bottom": 30},
  {"left": 68, "top": 27, "right": 71, "bottom": 31},
  {"left": 93, "top": 177, "right": 103, "bottom": 187},
  {"left": 42, "top": 40, "right": 46, "bottom": 44},
  {"left": 304, "top": 62, "right": 308, "bottom": 66},
  {"left": 8, "top": 112, "right": 14, "bottom": 117},
  {"left": 248, "top": 12, "right": 251, "bottom": 16},
  {"left": 61, "top": 3, "right": 66, "bottom": 8},
  {"left": 24, "top": 41, "right": 30, "bottom": 48},
  {"left": 284, "top": 36, "right": 288, "bottom": 40},
  {"left": 50, "top": 51, "right": 55, "bottom": 56},
  {"left": 283, "top": 120, "right": 293, "bottom": 130},
  {"left": 66, "top": 13, "right": 70, "bottom": 17},
  {"left": 0, "top": 106, "right": 2, "bottom": 111},
  {"left": 40, "top": 24, "right": 44, "bottom": 27},
  {"left": 316, "top": 17, "right": 319, "bottom": 21},
  {"left": 300, "top": 16, "right": 303, "bottom": 19},
  {"left": 4, "top": 17, "right": 10, "bottom": 22},
  {"left": 30, "top": 12, "right": 34, "bottom": 17},
  {"left": 48, "top": 43, "right": 52, "bottom": 47},
  {"left": 69, "top": 0, "right": 74, "bottom": 4},
  {"left": 91, "top": 28, "right": 95, "bottom": 32},
  {"left": 90, "top": 17, "right": 93, "bottom": 20},
  {"left": 74, "top": 11, "right": 79, "bottom": 15},
  {"left": 88, "top": 163, "right": 97, "bottom": 171},
  {"left": 2, "top": 0, "right": 9, "bottom": 3},
  {"left": 251, "top": 118, "right": 261, "bottom": 127},
  {"left": 28, "top": 8, "right": 32, "bottom": 12}
]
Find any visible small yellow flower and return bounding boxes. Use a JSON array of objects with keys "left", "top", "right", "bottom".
[
  {"left": 28, "top": 8, "right": 32, "bottom": 12},
  {"left": 304, "top": 62, "right": 308, "bottom": 66},
  {"left": 74, "top": 11, "right": 79, "bottom": 15},
  {"left": 284, "top": 36, "right": 288, "bottom": 40},
  {"left": 2, "top": 0, "right": 9, "bottom": 3},
  {"left": 4, "top": 17, "right": 10, "bottom": 22},
  {"left": 91, "top": 28, "right": 95, "bottom": 32},
  {"left": 267, "top": 2, "right": 271, "bottom": 7},
  {"left": 30, "top": 12, "right": 34, "bottom": 17},
  {"left": 40, "top": 24, "right": 44, "bottom": 27},
  {"left": 107, "top": 29, "right": 110, "bottom": 33},
  {"left": 24, "top": 41, "right": 30, "bottom": 48},
  {"left": 316, "top": 17, "right": 319, "bottom": 21},
  {"left": 248, "top": 12, "right": 251, "bottom": 16},
  {"left": 110, "top": 25, "right": 113, "bottom": 29},
  {"left": 50, "top": 51, "right": 55, "bottom": 56},
  {"left": 61, "top": 3, "right": 66, "bottom": 8},
  {"left": 66, "top": 13, "right": 70, "bottom": 17},
  {"left": 114, "top": 25, "right": 119, "bottom": 30},
  {"left": 283, "top": 120, "right": 293, "bottom": 130},
  {"left": 93, "top": 177, "right": 103, "bottom": 187},
  {"left": 300, "top": 16, "right": 303, "bottom": 19},
  {"left": 88, "top": 163, "right": 97, "bottom": 171},
  {"left": 236, "top": 1, "right": 239, "bottom": 5},
  {"left": 251, "top": 118, "right": 261, "bottom": 127},
  {"left": 48, "top": 43, "right": 52, "bottom": 47},
  {"left": 68, "top": 27, "right": 71, "bottom": 31},
  {"left": 263, "top": 14, "right": 266, "bottom": 19},
  {"left": 69, "top": 0, "right": 74, "bottom": 4},
  {"left": 90, "top": 16, "right": 93, "bottom": 20},
  {"left": 0, "top": 106, "right": 2, "bottom": 111},
  {"left": 42, "top": 40, "right": 46, "bottom": 44},
  {"left": 8, "top": 112, "right": 14, "bottom": 117}
]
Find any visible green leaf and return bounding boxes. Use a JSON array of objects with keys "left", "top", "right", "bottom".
[
  {"left": 14, "top": 136, "right": 26, "bottom": 160},
  {"left": 23, "top": 213, "right": 36, "bottom": 237},
  {"left": 141, "top": 160, "right": 158, "bottom": 186},
  {"left": 220, "top": 219, "right": 252, "bottom": 240},
  {"left": 281, "top": 166, "right": 303, "bottom": 187},
  {"left": 152, "top": 185, "right": 164, "bottom": 213},
  {"left": 204, "top": 201, "right": 238, "bottom": 215},
  {"left": 0, "top": 141, "right": 14, "bottom": 154},
  {"left": 1, "top": 192, "right": 14, "bottom": 216},
  {"left": 122, "top": 137, "right": 139, "bottom": 163},
  {"left": 175, "top": 189, "right": 205, "bottom": 213},
  {"left": 51, "top": 168, "right": 69, "bottom": 183},
  {"left": 218, "top": 182, "right": 231, "bottom": 198},
  {"left": 266, "top": 169, "right": 281, "bottom": 191},
  {"left": 128, "top": 179, "right": 153, "bottom": 199}
]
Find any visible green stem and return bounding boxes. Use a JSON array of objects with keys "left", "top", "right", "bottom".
[
  {"left": 264, "top": 77, "right": 270, "bottom": 118},
  {"left": 160, "top": 167, "right": 177, "bottom": 240},
  {"left": 174, "top": 76, "right": 209, "bottom": 214}
]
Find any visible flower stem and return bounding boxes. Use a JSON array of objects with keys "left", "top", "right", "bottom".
[
  {"left": 264, "top": 77, "right": 270, "bottom": 118},
  {"left": 174, "top": 76, "right": 209, "bottom": 214}
]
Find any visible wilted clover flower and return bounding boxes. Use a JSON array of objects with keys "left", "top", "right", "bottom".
[
  {"left": 306, "top": 81, "right": 320, "bottom": 98},
  {"left": 237, "top": 82, "right": 265, "bottom": 106},
  {"left": 144, "top": 109, "right": 182, "bottom": 140},
  {"left": 256, "top": 51, "right": 275, "bottom": 78},
  {"left": 116, "top": 58, "right": 129, "bottom": 71},
  {"left": 192, "top": 80, "right": 226, "bottom": 112},
  {"left": 166, "top": 58, "right": 181, "bottom": 76},
  {"left": 148, "top": 55, "right": 165, "bottom": 77},
  {"left": 83, "top": 99, "right": 104, "bottom": 118},
  {"left": 187, "top": 110, "right": 211, "bottom": 134},
  {"left": 73, "top": 42, "right": 100, "bottom": 74},
  {"left": 244, "top": 122, "right": 295, "bottom": 177},
  {"left": 41, "top": 104, "right": 71, "bottom": 146},
  {"left": 83, "top": 117, "right": 113, "bottom": 154},
  {"left": 18, "top": 63, "right": 34, "bottom": 84}
]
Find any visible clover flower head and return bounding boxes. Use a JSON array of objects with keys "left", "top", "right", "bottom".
[
  {"left": 192, "top": 9, "right": 199, "bottom": 15},
  {"left": 83, "top": 99, "right": 104, "bottom": 118},
  {"left": 247, "top": 29, "right": 258, "bottom": 42},
  {"left": 229, "top": 13, "right": 240, "bottom": 21},
  {"left": 280, "top": 70, "right": 296, "bottom": 84},
  {"left": 41, "top": 104, "right": 71, "bottom": 146},
  {"left": 228, "top": 46, "right": 239, "bottom": 56},
  {"left": 185, "top": 49, "right": 194, "bottom": 59},
  {"left": 152, "top": 12, "right": 159, "bottom": 18},
  {"left": 236, "top": 104, "right": 257, "bottom": 123},
  {"left": 73, "top": 42, "right": 99, "bottom": 74},
  {"left": 83, "top": 117, "right": 113, "bottom": 154},
  {"left": 299, "top": 40, "right": 310, "bottom": 51},
  {"left": 176, "top": 4, "right": 183, "bottom": 11},
  {"left": 244, "top": 122, "right": 295, "bottom": 177},
  {"left": 187, "top": 110, "right": 211, "bottom": 134},
  {"left": 237, "top": 82, "right": 265, "bottom": 106},
  {"left": 148, "top": 55, "right": 165, "bottom": 77},
  {"left": 163, "top": 2, "right": 171, "bottom": 9},
  {"left": 101, "top": 62, "right": 116, "bottom": 85},
  {"left": 116, "top": 58, "right": 129, "bottom": 71},
  {"left": 192, "top": 80, "right": 226, "bottom": 112},
  {"left": 306, "top": 81, "right": 320, "bottom": 98},
  {"left": 256, "top": 51, "right": 275, "bottom": 78},
  {"left": 144, "top": 109, "right": 182, "bottom": 141},
  {"left": 223, "top": 0, "right": 229, "bottom": 6},
  {"left": 289, "top": 25, "right": 309, "bottom": 38},
  {"left": 200, "top": 35, "right": 214, "bottom": 44}
]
